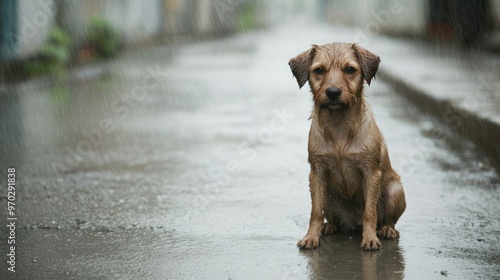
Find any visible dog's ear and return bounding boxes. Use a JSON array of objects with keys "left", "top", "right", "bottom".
[
  {"left": 353, "top": 45, "right": 380, "bottom": 86},
  {"left": 288, "top": 46, "right": 317, "bottom": 89}
]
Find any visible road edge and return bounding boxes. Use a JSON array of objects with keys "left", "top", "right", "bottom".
[{"left": 378, "top": 67, "right": 500, "bottom": 172}]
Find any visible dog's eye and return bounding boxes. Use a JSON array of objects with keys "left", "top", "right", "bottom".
[
  {"left": 345, "top": 66, "right": 356, "bottom": 74},
  {"left": 313, "top": 67, "right": 325, "bottom": 75}
]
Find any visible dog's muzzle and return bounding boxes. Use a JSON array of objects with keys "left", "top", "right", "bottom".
[
  {"left": 326, "top": 87, "right": 342, "bottom": 101},
  {"left": 325, "top": 87, "right": 346, "bottom": 109}
]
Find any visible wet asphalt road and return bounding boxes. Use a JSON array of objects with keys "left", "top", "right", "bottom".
[{"left": 1, "top": 20, "right": 499, "bottom": 279}]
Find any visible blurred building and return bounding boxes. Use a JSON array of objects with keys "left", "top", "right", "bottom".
[
  {"left": 0, "top": 0, "right": 248, "bottom": 63},
  {"left": 4, "top": 0, "right": 499, "bottom": 66},
  {"left": 323, "top": 0, "right": 500, "bottom": 49}
]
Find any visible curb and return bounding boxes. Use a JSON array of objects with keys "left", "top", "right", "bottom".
[
  {"left": 378, "top": 68, "right": 500, "bottom": 172},
  {"left": 0, "top": 62, "right": 109, "bottom": 95}
]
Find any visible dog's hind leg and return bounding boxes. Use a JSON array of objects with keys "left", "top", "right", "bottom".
[
  {"left": 322, "top": 196, "right": 338, "bottom": 235},
  {"left": 321, "top": 222, "right": 337, "bottom": 235},
  {"left": 377, "top": 180, "right": 406, "bottom": 239}
]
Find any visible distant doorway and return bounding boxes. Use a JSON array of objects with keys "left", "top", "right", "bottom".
[{"left": 426, "top": 0, "right": 493, "bottom": 47}]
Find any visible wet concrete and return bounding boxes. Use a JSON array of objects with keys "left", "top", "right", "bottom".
[
  {"left": 373, "top": 41, "right": 500, "bottom": 172},
  {"left": 1, "top": 19, "right": 499, "bottom": 279}
]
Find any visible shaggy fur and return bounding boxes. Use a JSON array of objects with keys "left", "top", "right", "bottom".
[{"left": 289, "top": 43, "right": 406, "bottom": 251}]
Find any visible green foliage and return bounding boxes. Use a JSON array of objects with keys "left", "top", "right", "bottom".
[
  {"left": 236, "top": 2, "right": 259, "bottom": 31},
  {"left": 86, "top": 16, "right": 121, "bottom": 58},
  {"left": 24, "top": 27, "right": 72, "bottom": 79},
  {"left": 48, "top": 27, "right": 72, "bottom": 48}
]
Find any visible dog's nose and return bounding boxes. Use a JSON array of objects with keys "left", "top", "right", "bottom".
[{"left": 326, "top": 87, "right": 342, "bottom": 100}]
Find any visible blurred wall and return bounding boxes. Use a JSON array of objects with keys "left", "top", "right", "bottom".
[
  {"left": 162, "top": 0, "right": 238, "bottom": 36},
  {"left": 325, "top": 0, "right": 427, "bottom": 36},
  {"left": 3, "top": 0, "right": 245, "bottom": 61},
  {"left": 324, "top": 0, "right": 500, "bottom": 47},
  {"left": 63, "top": 0, "right": 164, "bottom": 46},
  {"left": 7, "top": 0, "right": 164, "bottom": 58},
  {"left": 17, "top": 0, "right": 56, "bottom": 58},
  {"left": 492, "top": 0, "right": 500, "bottom": 28},
  {"left": 262, "top": 0, "right": 316, "bottom": 26},
  {"left": 0, "top": 0, "right": 18, "bottom": 61}
]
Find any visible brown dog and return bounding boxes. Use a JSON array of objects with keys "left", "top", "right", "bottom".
[{"left": 289, "top": 43, "right": 406, "bottom": 251}]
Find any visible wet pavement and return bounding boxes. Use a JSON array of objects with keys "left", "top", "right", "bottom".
[
  {"left": 368, "top": 33, "right": 500, "bottom": 171},
  {"left": 1, "top": 19, "right": 500, "bottom": 279}
]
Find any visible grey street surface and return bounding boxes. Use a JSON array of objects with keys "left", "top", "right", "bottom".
[{"left": 1, "top": 19, "right": 499, "bottom": 279}]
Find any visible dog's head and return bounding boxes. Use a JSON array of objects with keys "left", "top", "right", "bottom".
[{"left": 289, "top": 43, "right": 380, "bottom": 110}]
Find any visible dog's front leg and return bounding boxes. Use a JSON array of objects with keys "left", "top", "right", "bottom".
[
  {"left": 361, "top": 169, "right": 383, "bottom": 251},
  {"left": 297, "top": 167, "right": 326, "bottom": 249}
]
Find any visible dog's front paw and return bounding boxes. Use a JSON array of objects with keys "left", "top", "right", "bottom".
[
  {"left": 361, "top": 235, "right": 382, "bottom": 251},
  {"left": 297, "top": 235, "right": 320, "bottom": 249}
]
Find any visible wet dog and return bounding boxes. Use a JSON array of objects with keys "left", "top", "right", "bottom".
[{"left": 289, "top": 43, "right": 406, "bottom": 250}]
